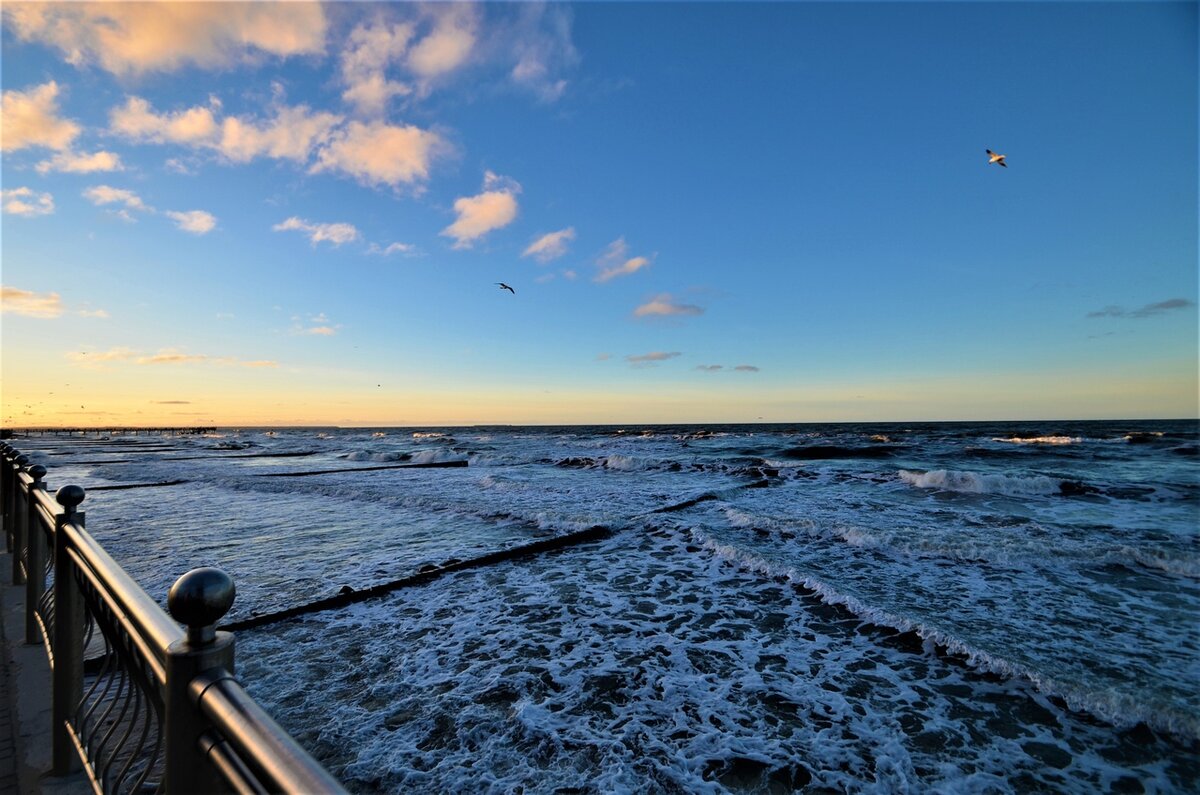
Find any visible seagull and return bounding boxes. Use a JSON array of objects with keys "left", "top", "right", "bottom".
[
  {"left": 986, "top": 149, "right": 1007, "bottom": 168},
  {"left": 496, "top": 282, "right": 515, "bottom": 294}
]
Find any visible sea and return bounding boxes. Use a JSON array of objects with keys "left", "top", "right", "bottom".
[{"left": 15, "top": 419, "right": 1199, "bottom": 793}]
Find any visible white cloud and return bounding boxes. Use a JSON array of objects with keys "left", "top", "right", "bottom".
[
  {"left": 218, "top": 104, "right": 341, "bottom": 163},
  {"left": 2, "top": 188, "right": 55, "bottom": 217},
  {"left": 109, "top": 96, "right": 445, "bottom": 189},
  {"left": 441, "top": 171, "right": 521, "bottom": 249},
  {"left": 522, "top": 227, "right": 575, "bottom": 262},
  {"left": 110, "top": 96, "right": 220, "bottom": 145},
  {"left": 595, "top": 238, "right": 652, "bottom": 283},
  {"left": 1, "top": 286, "right": 63, "bottom": 318},
  {"left": 633, "top": 294, "right": 704, "bottom": 318},
  {"left": 111, "top": 96, "right": 341, "bottom": 166},
  {"left": 76, "top": 308, "right": 110, "bottom": 319},
  {"left": 273, "top": 217, "right": 360, "bottom": 246},
  {"left": 2, "top": 3, "right": 327, "bottom": 75},
  {"left": 35, "top": 149, "right": 123, "bottom": 174},
  {"left": 0, "top": 81, "right": 79, "bottom": 151},
  {"left": 310, "top": 120, "right": 445, "bottom": 188},
  {"left": 165, "top": 210, "right": 217, "bottom": 235},
  {"left": 83, "top": 185, "right": 149, "bottom": 211}
]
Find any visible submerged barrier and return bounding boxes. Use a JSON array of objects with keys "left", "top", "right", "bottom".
[
  {"left": 224, "top": 524, "right": 613, "bottom": 632},
  {"left": 0, "top": 442, "right": 346, "bottom": 794}
]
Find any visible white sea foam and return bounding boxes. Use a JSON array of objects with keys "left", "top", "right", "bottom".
[
  {"left": 992, "top": 436, "right": 1082, "bottom": 445},
  {"left": 898, "top": 468, "right": 1061, "bottom": 496}
]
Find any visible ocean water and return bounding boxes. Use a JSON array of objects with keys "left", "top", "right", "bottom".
[{"left": 15, "top": 420, "right": 1199, "bottom": 792}]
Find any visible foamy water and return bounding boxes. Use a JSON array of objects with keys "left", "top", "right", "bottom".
[{"left": 14, "top": 420, "right": 1199, "bottom": 792}]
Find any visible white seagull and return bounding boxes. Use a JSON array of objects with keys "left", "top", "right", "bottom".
[{"left": 986, "top": 149, "right": 1007, "bottom": 168}]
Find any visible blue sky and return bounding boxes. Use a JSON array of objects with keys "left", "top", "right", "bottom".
[{"left": 1, "top": 2, "right": 1196, "bottom": 425}]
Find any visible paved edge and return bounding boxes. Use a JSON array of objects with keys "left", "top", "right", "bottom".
[{"left": 0, "top": 552, "right": 90, "bottom": 794}]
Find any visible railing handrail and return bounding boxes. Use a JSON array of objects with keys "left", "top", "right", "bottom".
[
  {"left": 0, "top": 439, "right": 347, "bottom": 794},
  {"left": 61, "top": 518, "right": 185, "bottom": 670},
  {"left": 193, "top": 672, "right": 347, "bottom": 794}
]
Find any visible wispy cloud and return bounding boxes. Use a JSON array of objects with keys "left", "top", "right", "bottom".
[
  {"left": 734, "top": 365, "right": 760, "bottom": 372},
  {"left": 595, "top": 238, "right": 652, "bottom": 283},
  {"left": 2, "top": 187, "right": 55, "bottom": 217},
  {"left": 76, "top": 308, "right": 110, "bottom": 319},
  {"left": 522, "top": 227, "right": 575, "bottom": 263},
  {"left": 596, "top": 352, "right": 612, "bottom": 361},
  {"left": 626, "top": 351, "right": 681, "bottom": 366},
  {"left": 696, "top": 365, "right": 723, "bottom": 372},
  {"left": 152, "top": 401, "right": 191, "bottom": 405},
  {"left": 35, "top": 149, "right": 123, "bottom": 174},
  {"left": 441, "top": 171, "right": 521, "bottom": 249},
  {"left": 1086, "top": 298, "right": 1195, "bottom": 319},
  {"left": 367, "top": 242, "right": 418, "bottom": 256},
  {"left": 1, "top": 286, "right": 63, "bottom": 318},
  {"left": 292, "top": 312, "right": 340, "bottom": 336},
  {"left": 3, "top": 3, "right": 327, "bottom": 75},
  {"left": 406, "top": 5, "right": 478, "bottom": 85},
  {"left": 633, "top": 294, "right": 704, "bottom": 318},
  {"left": 68, "top": 347, "right": 278, "bottom": 368},
  {"left": 273, "top": 217, "right": 360, "bottom": 246},
  {"left": 165, "top": 210, "right": 217, "bottom": 235},
  {"left": 83, "top": 185, "right": 149, "bottom": 211},
  {"left": 0, "top": 81, "right": 79, "bottom": 151},
  {"left": 339, "top": 20, "right": 416, "bottom": 116},
  {"left": 506, "top": 3, "right": 578, "bottom": 102}
]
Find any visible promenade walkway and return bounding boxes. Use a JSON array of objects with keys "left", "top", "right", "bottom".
[{"left": 0, "top": 552, "right": 88, "bottom": 795}]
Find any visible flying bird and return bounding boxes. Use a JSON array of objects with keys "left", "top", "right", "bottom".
[
  {"left": 496, "top": 282, "right": 515, "bottom": 294},
  {"left": 986, "top": 149, "right": 1007, "bottom": 168}
]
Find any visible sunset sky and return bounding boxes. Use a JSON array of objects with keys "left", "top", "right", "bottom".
[{"left": 1, "top": 1, "right": 1196, "bottom": 426}]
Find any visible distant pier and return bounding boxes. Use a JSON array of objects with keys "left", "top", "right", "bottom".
[{"left": 2, "top": 427, "right": 216, "bottom": 439}]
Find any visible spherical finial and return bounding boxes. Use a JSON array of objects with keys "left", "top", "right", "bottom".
[
  {"left": 15, "top": 454, "right": 30, "bottom": 467},
  {"left": 168, "top": 567, "right": 236, "bottom": 645},
  {"left": 56, "top": 485, "right": 86, "bottom": 510},
  {"left": 28, "top": 464, "right": 47, "bottom": 481}
]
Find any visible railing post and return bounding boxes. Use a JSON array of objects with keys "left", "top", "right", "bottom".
[
  {"left": 164, "top": 567, "right": 236, "bottom": 794},
  {"left": 11, "top": 454, "right": 30, "bottom": 585},
  {"left": 52, "top": 485, "right": 86, "bottom": 776},
  {"left": 0, "top": 444, "right": 11, "bottom": 545},
  {"left": 25, "top": 465, "right": 47, "bottom": 645}
]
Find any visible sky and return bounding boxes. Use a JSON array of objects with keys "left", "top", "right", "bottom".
[{"left": 1, "top": 1, "right": 1196, "bottom": 427}]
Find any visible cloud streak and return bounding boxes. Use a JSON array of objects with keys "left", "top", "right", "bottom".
[
  {"left": 522, "top": 227, "right": 575, "bottom": 262},
  {"left": 35, "top": 149, "right": 123, "bottom": 174},
  {"left": 595, "top": 238, "right": 652, "bottom": 283},
  {"left": 633, "top": 294, "right": 704, "bottom": 318},
  {"left": 68, "top": 347, "right": 278, "bottom": 368},
  {"left": 273, "top": 217, "right": 360, "bottom": 246},
  {"left": 1086, "top": 298, "right": 1195, "bottom": 319},
  {"left": 626, "top": 351, "right": 681, "bottom": 366},
  {"left": 1, "top": 286, "right": 63, "bottom": 318}
]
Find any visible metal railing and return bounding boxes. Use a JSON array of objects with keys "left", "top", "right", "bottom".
[{"left": 0, "top": 441, "right": 346, "bottom": 794}]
